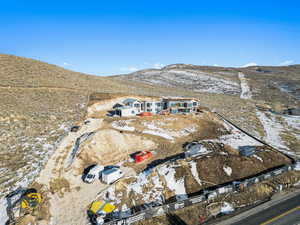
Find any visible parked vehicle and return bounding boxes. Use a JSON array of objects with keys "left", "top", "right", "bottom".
[
  {"left": 185, "top": 141, "right": 199, "bottom": 151},
  {"left": 70, "top": 125, "right": 80, "bottom": 132},
  {"left": 135, "top": 151, "right": 153, "bottom": 163},
  {"left": 88, "top": 200, "right": 116, "bottom": 225},
  {"left": 101, "top": 167, "right": 124, "bottom": 184},
  {"left": 238, "top": 146, "right": 257, "bottom": 156},
  {"left": 104, "top": 165, "right": 120, "bottom": 170},
  {"left": 83, "top": 165, "right": 104, "bottom": 183},
  {"left": 5, "top": 187, "right": 43, "bottom": 224},
  {"left": 138, "top": 112, "right": 153, "bottom": 117},
  {"left": 185, "top": 142, "right": 208, "bottom": 158}
]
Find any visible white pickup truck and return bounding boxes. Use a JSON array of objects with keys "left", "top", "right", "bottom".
[
  {"left": 83, "top": 165, "right": 104, "bottom": 183},
  {"left": 83, "top": 165, "right": 123, "bottom": 184}
]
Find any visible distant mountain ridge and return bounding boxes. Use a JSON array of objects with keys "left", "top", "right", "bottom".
[{"left": 113, "top": 63, "right": 300, "bottom": 106}]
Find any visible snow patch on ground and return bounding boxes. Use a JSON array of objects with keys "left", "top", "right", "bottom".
[
  {"left": 126, "top": 171, "right": 164, "bottom": 203},
  {"left": 253, "top": 154, "right": 263, "bottom": 162},
  {"left": 283, "top": 115, "right": 300, "bottom": 128},
  {"left": 142, "top": 122, "right": 174, "bottom": 140},
  {"left": 221, "top": 202, "right": 234, "bottom": 214},
  {"left": 143, "top": 130, "right": 174, "bottom": 140},
  {"left": 219, "top": 131, "right": 263, "bottom": 150},
  {"left": 223, "top": 166, "right": 232, "bottom": 176},
  {"left": 112, "top": 120, "right": 135, "bottom": 132},
  {"left": 157, "top": 165, "right": 187, "bottom": 200},
  {"left": 205, "top": 120, "right": 263, "bottom": 150},
  {"left": 127, "top": 173, "right": 148, "bottom": 195},
  {"left": 177, "top": 125, "right": 197, "bottom": 136},
  {"left": 256, "top": 111, "right": 288, "bottom": 150},
  {"left": 0, "top": 198, "right": 8, "bottom": 225},
  {"left": 238, "top": 72, "right": 252, "bottom": 99},
  {"left": 206, "top": 121, "right": 263, "bottom": 150},
  {"left": 189, "top": 161, "right": 202, "bottom": 185},
  {"left": 142, "top": 122, "right": 197, "bottom": 140},
  {"left": 282, "top": 115, "right": 300, "bottom": 140},
  {"left": 128, "top": 69, "right": 240, "bottom": 95}
]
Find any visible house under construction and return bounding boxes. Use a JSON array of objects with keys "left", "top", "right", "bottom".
[{"left": 114, "top": 98, "right": 199, "bottom": 117}]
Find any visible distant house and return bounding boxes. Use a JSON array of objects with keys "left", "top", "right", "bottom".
[
  {"left": 113, "top": 97, "right": 200, "bottom": 117},
  {"left": 115, "top": 106, "right": 139, "bottom": 117},
  {"left": 141, "top": 100, "right": 164, "bottom": 114},
  {"left": 114, "top": 98, "right": 142, "bottom": 117},
  {"left": 163, "top": 98, "right": 199, "bottom": 114},
  {"left": 123, "top": 98, "right": 143, "bottom": 113}
]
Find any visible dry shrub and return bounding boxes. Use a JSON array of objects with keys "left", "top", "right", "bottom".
[{"left": 49, "top": 178, "right": 71, "bottom": 197}]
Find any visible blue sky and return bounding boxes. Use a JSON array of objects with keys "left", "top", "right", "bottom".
[{"left": 0, "top": 0, "right": 299, "bottom": 75}]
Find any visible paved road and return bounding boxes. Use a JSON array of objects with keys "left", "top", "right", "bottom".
[
  {"left": 213, "top": 190, "right": 300, "bottom": 225},
  {"left": 232, "top": 193, "right": 300, "bottom": 225}
]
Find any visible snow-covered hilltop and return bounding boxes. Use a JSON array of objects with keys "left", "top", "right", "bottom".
[{"left": 114, "top": 65, "right": 241, "bottom": 96}]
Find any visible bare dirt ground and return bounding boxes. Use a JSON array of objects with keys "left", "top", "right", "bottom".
[
  {"left": 1, "top": 53, "right": 299, "bottom": 225},
  {"left": 22, "top": 118, "right": 135, "bottom": 225}
]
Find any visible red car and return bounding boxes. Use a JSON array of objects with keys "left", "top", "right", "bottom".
[{"left": 135, "top": 151, "right": 153, "bottom": 163}]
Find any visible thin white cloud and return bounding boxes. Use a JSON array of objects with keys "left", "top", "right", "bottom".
[
  {"left": 278, "top": 60, "right": 294, "bottom": 66},
  {"left": 120, "top": 66, "right": 139, "bottom": 72},
  {"left": 153, "top": 63, "right": 165, "bottom": 69},
  {"left": 213, "top": 64, "right": 220, "bottom": 67},
  {"left": 63, "top": 62, "right": 71, "bottom": 66},
  {"left": 240, "top": 62, "right": 258, "bottom": 68}
]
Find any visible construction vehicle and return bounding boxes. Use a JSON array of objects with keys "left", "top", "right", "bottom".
[
  {"left": 5, "top": 187, "right": 42, "bottom": 225},
  {"left": 87, "top": 200, "right": 116, "bottom": 225}
]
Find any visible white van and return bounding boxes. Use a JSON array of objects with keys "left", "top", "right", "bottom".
[
  {"left": 83, "top": 165, "right": 104, "bottom": 183},
  {"left": 101, "top": 167, "right": 124, "bottom": 184}
]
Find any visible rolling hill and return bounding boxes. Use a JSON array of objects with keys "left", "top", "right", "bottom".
[{"left": 0, "top": 53, "right": 299, "bottom": 204}]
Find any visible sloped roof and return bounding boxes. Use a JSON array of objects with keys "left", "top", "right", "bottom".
[
  {"left": 163, "top": 97, "right": 199, "bottom": 102},
  {"left": 123, "top": 98, "right": 139, "bottom": 104}
]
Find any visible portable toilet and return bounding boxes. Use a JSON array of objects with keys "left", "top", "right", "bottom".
[{"left": 101, "top": 167, "right": 123, "bottom": 184}]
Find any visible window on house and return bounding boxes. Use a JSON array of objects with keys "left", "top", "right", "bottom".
[
  {"left": 193, "top": 102, "right": 197, "bottom": 106},
  {"left": 134, "top": 103, "right": 140, "bottom": 108},
  {"left": 147, "top": 103, "right": 152, "bottom": 107},
  {"left": 156, "top": 102, "right": 161, "bottom": 107}
]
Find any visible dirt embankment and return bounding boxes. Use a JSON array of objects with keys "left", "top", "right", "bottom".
[{"left": 74, "top": 129, "right": 157, "bottom": 172}]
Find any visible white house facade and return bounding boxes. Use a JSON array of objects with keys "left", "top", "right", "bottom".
[{"left": 113, "top": 98, "right": 200, "bottom": 117}]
